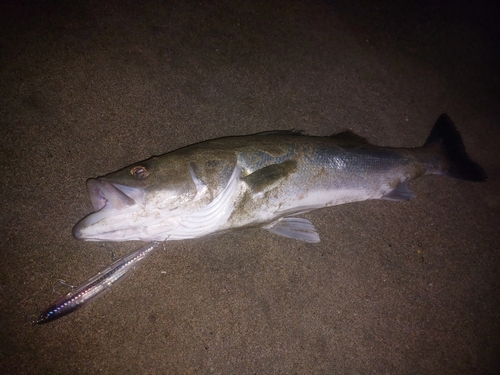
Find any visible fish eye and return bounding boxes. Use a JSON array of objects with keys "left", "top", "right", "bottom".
[{"left": 130, "top": 165, "right": 150, "bottom": 180}]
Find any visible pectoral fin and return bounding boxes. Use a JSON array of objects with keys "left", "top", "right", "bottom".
[
  {"left": 263, "top": 217, "right": 320, "bottom": 243},
  {"left": 243, "top": 160, "right": 297, "bottom": 194}
]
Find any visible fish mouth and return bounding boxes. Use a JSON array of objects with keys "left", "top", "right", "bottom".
[
  {"left": 86, "top": 178, "right": 137, "bottom": 212},
  {"left": 73, "top": 178, "right": 145, "bottom": 240}
]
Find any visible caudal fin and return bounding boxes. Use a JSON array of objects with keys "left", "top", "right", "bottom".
[{"left": 424, "top": 114, "right": 487, "bottom": 181}]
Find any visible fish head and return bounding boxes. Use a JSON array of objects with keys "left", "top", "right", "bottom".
[{"left": 73, "top": 155, "right": 205, "bottom": 241}]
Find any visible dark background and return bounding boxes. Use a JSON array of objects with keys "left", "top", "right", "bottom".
[{"left": 1, "top": 0, "right": 499, "bottom": 373}]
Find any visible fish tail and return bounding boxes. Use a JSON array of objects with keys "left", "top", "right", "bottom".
[{"left": 423, "top": 114, "right": 487, "bottom": 181}]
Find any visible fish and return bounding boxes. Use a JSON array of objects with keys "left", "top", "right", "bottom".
[
  {"left": 73, "top": 114, "right": 486, "bottom": 243},
  {"left": 36, "top": 241, "right": 161, "bottom": 324}
]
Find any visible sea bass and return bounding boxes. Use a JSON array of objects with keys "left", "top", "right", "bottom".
[{"left": 73, "top": 114, "right": 486, "bottom": 243}]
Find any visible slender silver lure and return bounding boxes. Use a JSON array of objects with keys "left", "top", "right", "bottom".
[{"left": 36, "top": 241, "right": 161, "bottom": 324}]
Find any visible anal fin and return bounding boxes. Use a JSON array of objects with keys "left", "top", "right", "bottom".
[
  {"left": 263, "top": 217, "right": 320, "bottom": 243},
  {"left": 381, "top": 181, "right": 415, "bottom": 201}
]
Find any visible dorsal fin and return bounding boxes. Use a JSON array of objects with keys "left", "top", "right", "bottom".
[
  {"left": 329, "top": 131, "right": 369, "bottom": 147},
  {"left": 255, "top": 130, "right": 304, "bottom": 136}
]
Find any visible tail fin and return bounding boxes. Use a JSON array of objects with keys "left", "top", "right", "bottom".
[{"left": 424, "top": 114, "right": 487, "bottom": 181}]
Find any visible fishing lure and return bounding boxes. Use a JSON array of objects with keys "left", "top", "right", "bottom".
[{"left": 37, "top": 241, "right": 161, "bottom": 324}]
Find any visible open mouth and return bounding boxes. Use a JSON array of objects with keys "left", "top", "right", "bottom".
[
  {"left": 86, "top": 178, "right": 137, "bottom": 212},
  {"left": 73, "top": 178, "right": 146, "bottom": 240}
]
